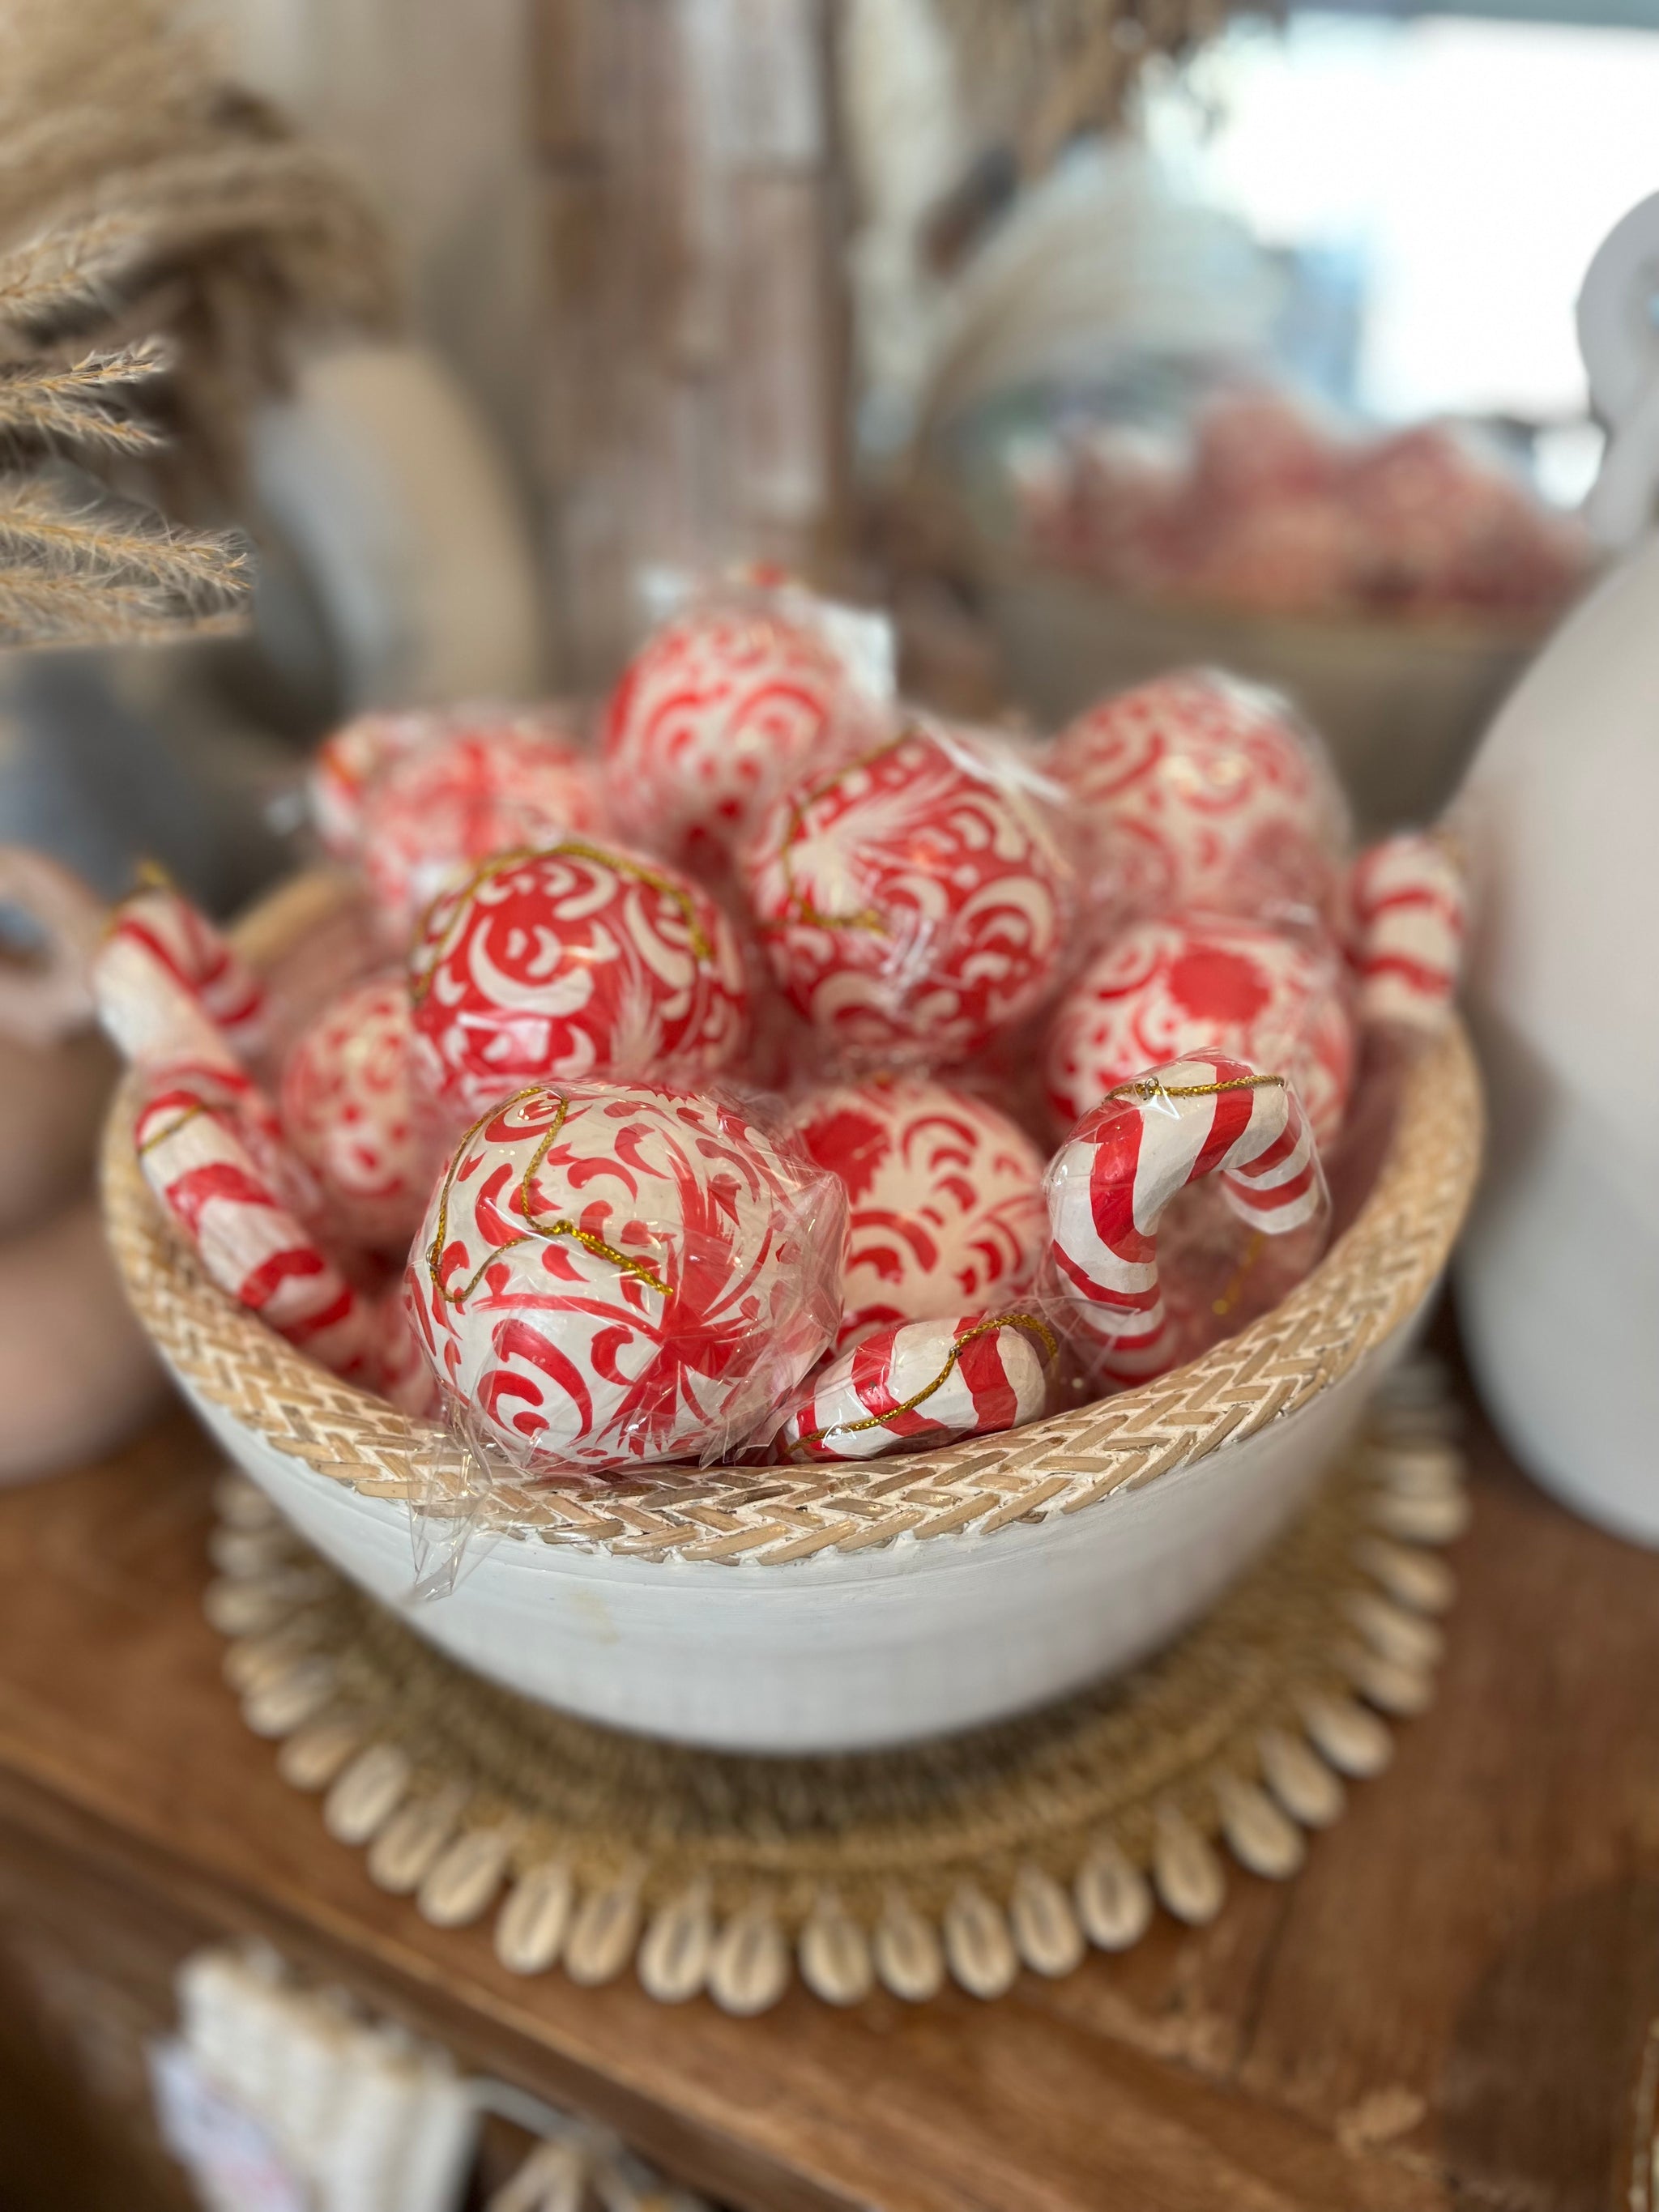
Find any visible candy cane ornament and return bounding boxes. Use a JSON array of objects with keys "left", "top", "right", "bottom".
[
  {"left": 1343, "top": 832, "right": 1467, "bottom": 1033},
  {"left": 94, "top": 881, "right": 266, "bottom": 1068},
  {"left": 1044, "top": 1054, "right": 1328, "bottom": 1385},
  {"left": 776, "top": 1311, "right": 1056, "bottom": 1462},
  {"left": 134, "top": 1078, "right": 378, "bottom": 1386}
]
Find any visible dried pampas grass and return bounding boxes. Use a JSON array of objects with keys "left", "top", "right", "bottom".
[
  {"left": 0, "top": 0, "right": 396, "bottom": 651},
  {"left": 935, "top": 0, "right": 1259, "bottom": 168}
]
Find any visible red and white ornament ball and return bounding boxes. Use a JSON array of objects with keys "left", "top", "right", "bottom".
[
  {"left": 744, "top": 720, "right": 1075, "bottom": 1066},
  {"left": 787, "top": 1076, "right": 1047, "bottom": 1345},
  {"left": 1046, "top": 671, "right": 1348, "bottom": 930},
  {"left": 405, "top": 1080, "right": 846, "bottom": 1473},
  {"left": 279, "top": 977, "right": 428, "bottom": 1252},
  {"left": 601, "top": 603, "right": 853, "bottom": 872},
  {"left": 360, "top": 711, "right": 602, "bottom": 939},
  {"left": 1045, "top": 914, "right": 1356, "bottom": 1145},
  {"left": 409, "top": 841, "right": 748, "bottom": 1120},
  {"left": 308, "top": 709, "right": 434, "bottom": 864}
]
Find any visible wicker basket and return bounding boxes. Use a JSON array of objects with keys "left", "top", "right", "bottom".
[{"left": 101, "top": 873, "right": 1484, "bottom": 1752}]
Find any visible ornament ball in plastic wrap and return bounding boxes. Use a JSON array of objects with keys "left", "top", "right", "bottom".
[
  {"left": 360, "top": 710, "right": 602, "bottom": 939},
  {"left": 1045, "top": 912, "right": 1356, "bottom": 1146},
  {"left": 787, "top": 1075, "right": 1047, "bottom": 1344},
  {"left": 279, "top": 976, "right": 429, "bottom": 1253},
  {"left": 1046, "top": 670, "right": 1350, "bottom": 931},
  {"left": 409, "top": 840, "right": 748, "bottom": 1121},
  {"left": 601, "top": 586, "right": 886, "bottom": 873},
  {"left": 744, "top": 718, "right": 1077, "bottom": 1068},
  {"left": 405, "top": 1080, "right": 847, "bottom": 1475}
]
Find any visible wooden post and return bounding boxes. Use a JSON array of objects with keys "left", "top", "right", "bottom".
[{"left": 533, "top": 0, "right": 851, "bottom": 689}]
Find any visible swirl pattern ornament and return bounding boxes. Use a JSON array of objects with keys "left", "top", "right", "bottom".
[
  {"left": 777, "top": 1311, "right": 1056, "bottom": 1462},
  {"left": 1046, "top": 670, "right": 1349, "bottom": 930},
  {"left": 787, "top": 1076, "right": 1047, "bottom": 1345},
  {"left": 405, "top": 1081, "right": 847, "bottom": 1473},
  {"left": 308, "top": 710, "right": 436, "bottom": 863},
  {"left": 279, "top": 978, "right": 429, "bottom": 1252},
  {"left": 602, "top": 606, "right": 850, "bottom": 872},
  {"left": 409, "top": 842, "right": 748, "bottom": 1120},
  {"left": 362, "top": 714, "right": 602, "bottom": 940},
  {"left": 744, "top": 723, "right": 1076, "bottom": 1066},
  {"left": 1045, "top": 914, "right": 1355, "bottom": 1146}
]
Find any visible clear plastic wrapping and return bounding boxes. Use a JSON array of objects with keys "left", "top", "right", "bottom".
[
  {"left": 768, "top": 1311, "right": 1060, "bottom": 1463},
  {"left": 740, "top": 711, "right": 1080, "bottom": 1071},
  {"left": 407, "top": 841, "right": 750, "bottom": 1122},
  {"left": 783, "top": 1072, "right": 1048, "bottom": 1348},
  {"left": 1043, "top": 667, "right": 1351, "bottom": 943},
  {"left": 1043, "top": 1051, "right": 1331, "bottom": 1389},
  {"left": 403, "top": 1078, "right": 848, "bottom": 1482},
  {"left": 601, "top": 569, "right": 897, "bottom": 876},
  {"left": 1043, "top": 906, "right": 1356, "bottom": 1149},
  {"left": 1341, "top": 829, "right": 1468, "bottom": 1037},
  {"left": 276, "top": 974, "right": 432, "bottom": 1255}
]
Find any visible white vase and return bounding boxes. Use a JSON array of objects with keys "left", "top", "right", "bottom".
[{"left": 1453, "top": 536, "right": 1659, "bottom": 1541}]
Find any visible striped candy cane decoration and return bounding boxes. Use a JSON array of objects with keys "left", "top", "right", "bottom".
[
  {"left": 95, "top": 882, "right": 266, "bottom": 1068},
  {"left": 1344, "top": 832, "right": 1466, "bottom": 1033},
  {"left": 135, "top": 1080, "right": 377, "bottom": 1384},
  {"left": 1044, "top": 1055, "right": 1326, "bottom": 1383},
  {"left": 778, "top": 1311, "right": 1056, "bottom": 1462}
]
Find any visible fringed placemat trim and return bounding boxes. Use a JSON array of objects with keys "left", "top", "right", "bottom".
[{"left": 205, "top": 1360, "right": 1466, "bottom": 2014}]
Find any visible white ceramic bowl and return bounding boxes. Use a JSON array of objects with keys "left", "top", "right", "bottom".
[{"left": 104, "top": 879, "right": 1482, "bottom": 1754}]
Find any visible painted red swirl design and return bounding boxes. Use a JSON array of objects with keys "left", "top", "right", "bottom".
[
  {"left": 744, "top": 726, "right": 1075, "bottom": 1064},
  {"left": 279, "top": 977, "right": 429, "bottom": 1251},
  {"left": 1044, "top": 914, "right": 1355, "bottom": 1144},
  {"left": 602, "top": 608, "right": 846, "bottom": 870},
  {"left": 409, "top": 842, "right": 748, "bottom": 1118},
  {"left": 787, "top": 1077, "right": 1047, "bottom": 1343},
  {"left": 404, "top": 1080, "right": 845, "bottom": 1473},
  {"left": 1047, "top": 671, "right": 1347, "bottom": 927}
]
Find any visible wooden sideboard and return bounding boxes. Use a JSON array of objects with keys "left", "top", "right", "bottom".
[{"left": 1, "top": 1357, "right": 1656, "bottom": 2212}]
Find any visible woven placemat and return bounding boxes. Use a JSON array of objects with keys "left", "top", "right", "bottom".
[{"left": 205, "top": 1357, "right": 1468, "bottom": 2014}]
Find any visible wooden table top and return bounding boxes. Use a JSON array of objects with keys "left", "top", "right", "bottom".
[{"left": 0, "top": 1369, "right": 1653, "bottom": 2212}]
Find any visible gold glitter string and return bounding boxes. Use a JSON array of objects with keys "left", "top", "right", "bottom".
[
  {"left": 791, "top": 1311, "right": 1059, "bottom": 1451},
  {"left": 425, "top": 1087, "right": 671, "bottom": 1307}
]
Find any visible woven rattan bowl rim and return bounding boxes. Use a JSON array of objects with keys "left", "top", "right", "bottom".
[{"left": 100, "top": 872, "right": 1484, "bottom": 1566}]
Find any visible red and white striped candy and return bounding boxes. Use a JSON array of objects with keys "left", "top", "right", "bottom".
[
  {"left": 1044, "top": 914, "right": 1355, "bottom": 1146},
  {"left": 744, "top": 719, "right": 1076, "bottom": 1066},
  {"left": 94, "top": 883, "right": 266, "bottom": 1067},
  {"left": 279, "top": 977, "right": 429, "bottom": 1252},
  {"left": 361, "top": 714, "right": 602, "bottom": 940},
  {"left": 777, "top": 1311, "right": 1055, "bottom": 1462},
  {"left": 135, "top": 1078, "right": 377, "bottom": 1383},
  {"left": 1045, "top": 671, "right": 1349, "bottom": 931},
  {"left": 1045, "top": 1054, "right": 1325, "bottom": 1384},
  {"left": 1343, "top": 832, "right": 1467, "bottom": 1033},
  {"left": 409, "top": 841, "right": 748, "bottom": 1119},
  {"left": 405, "top": 1080, "right": 846, "bottom": 1474},
  {"left": 786, "top": 1076, "right": 1047, "bottom": 1345}
]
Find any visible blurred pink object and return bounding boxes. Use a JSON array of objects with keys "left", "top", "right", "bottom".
[
  {"left": 279, "top": 975, "right": 429, "bottom": 1253},
  {"left": 1017, "top": 384, "right": 1591, "bottom": 627},
  {"left": 359, "top": 710, "right": 601, "bottom": 940},
  {"left": 1046, "top": 668, "right": 1350, "bottom": 931}
]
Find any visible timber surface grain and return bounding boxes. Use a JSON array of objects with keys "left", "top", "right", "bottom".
[{"left": 0, "top": 1385, "right": 1653, "bottom": 2212}]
